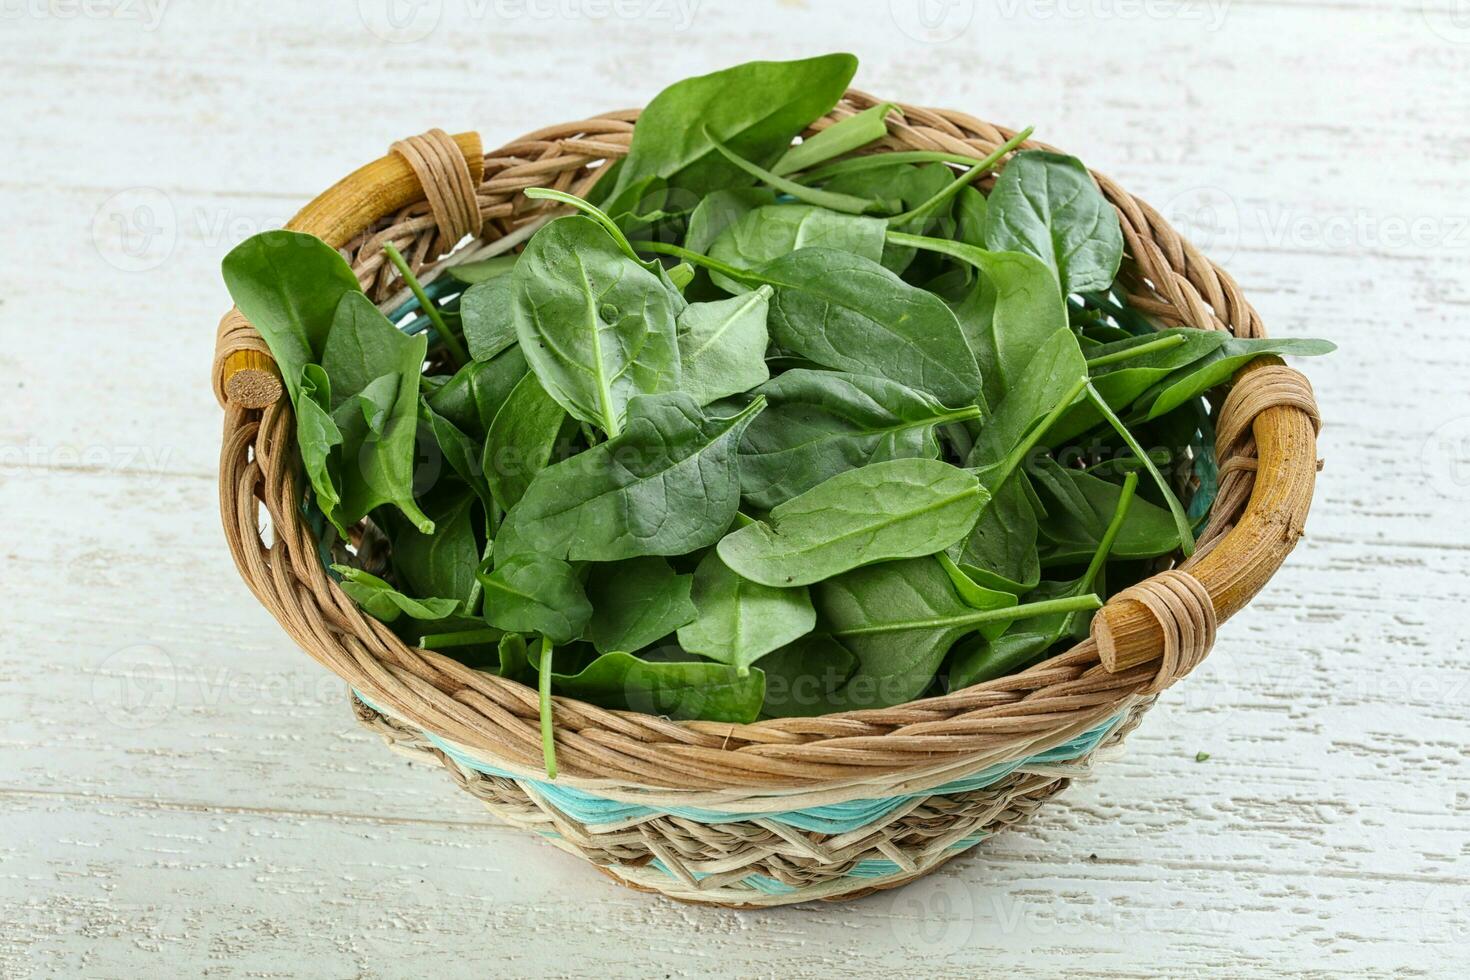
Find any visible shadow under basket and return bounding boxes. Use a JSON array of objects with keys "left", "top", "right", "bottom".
[{"left": 211, "top": 98, "right": 1322, "bottom": 908}]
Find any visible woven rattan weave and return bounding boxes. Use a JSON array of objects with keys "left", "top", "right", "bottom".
[{"left": 212, "top": 94, "right": 1321, "bottom": 906}]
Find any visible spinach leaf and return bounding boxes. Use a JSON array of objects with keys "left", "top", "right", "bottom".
[
  {"left": 737, "top": 369, "right": 980, "bottom": 509},
  {"left": 321, "top": 293, "right": 432, "bottom": 532},
  {"left": 585, "top": 557, "right": 697, "bottom": 656},
  {"left": 448, "top": 254, "right": 516, "bottom": 285},
  {"left": 718, "top": 458, "right": 986, "bottom": 587},
  {"left": 946, "top": 630, "right": 1053, "bottom": 692},
  {"left": 771, "top": 102, "right": 899, "bottom": 176},
  {"left": 606, "top": 53, "right": 857, "bottom": 200},
  {"left": 297, "top": 364, "right": 345, "bottom": 532},
  {"left": 483, "top": 370, "right": 567, "bottom": 512},
  {"left": 422, "top": 401, "right": 495, "bottom": 510},
  {"left": 383, "top": 487, "right": 481, "bottom": 602},
  {"left": 511, "top": 215, "right": 681, "bottom": 437},
  {"left": 495, "top": 393, "right": 764, "bottom": 563},
  {"left": 948, "top": 473, "right": 1042, "bottom": 594},
  {"left": 675, "top": 287, "right": 772, "bottom": 404},
  {"left": 221, "top": 230, "right": 362, "bottom": 402},
  {"left": 814, "top": 556, "right": 1101, "bottom": 708},
  {"left": 426, "top": 345, "right": 529, "bottom": 439},
  {"left": 984, "top": 150, "right": 1124, "bottom": 295},
  {"left": 546, "top": 650, "right": 765, "bottom": 723},
  {"left": 707, "top": 205, "right": 886, "bottom": 294},
  {"left": 1046, "top": 328, "right": 1225, "bottom": 443},
  {"left": 684, "top": 188, "right": 778, "bottom": 255},
  {"left": 332, "top": 565, "right": 460, "bottom": 624},
  {"left": 478, "top": 554, "right": 591, "bottom": 645},
  {"left": 1030, "top": 457, "right": 1179, "bottom": 565},
  {"left": 459, "top": 275, "right": 519, "bottom": 362},
  {"left": 757, "top": 248, "right": 982, "bottom": 406},
  {"left": 937, "top": 552, "right": 1017, "bottom": 639},
  {"left": 676, "top": 550, "right": 816, "bottom": 673},
  {"left": 1137, "top": 336, "right": 1337, "bottom": 420},
  {"left": 757, "top": 633, "right": 859, "bottom": 718}
]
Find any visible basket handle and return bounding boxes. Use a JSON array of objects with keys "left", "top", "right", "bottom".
[
  {"left": 1092, "top": 357, "right": 1321, "bottom": 678},
  {"left": 214, "top": 130, "right": 483, "bottom": 409}
]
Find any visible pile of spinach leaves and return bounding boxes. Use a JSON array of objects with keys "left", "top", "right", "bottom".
[{"left": 223, "top": 53, "right": 1332, "bottom": 775}]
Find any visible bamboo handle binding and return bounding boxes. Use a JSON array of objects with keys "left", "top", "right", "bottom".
[
  {"left": 1093, "top": 357, "right": 1319, "bottom": 672},
  {"left": 216, "top": 131, "right": 484, "bottom": 409}
]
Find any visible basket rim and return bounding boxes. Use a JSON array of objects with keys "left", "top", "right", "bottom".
[{"left": 212, "top": 90, "right": 1321, "bottom": 797}]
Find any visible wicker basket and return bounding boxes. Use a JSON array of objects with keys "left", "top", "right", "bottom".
[{"left": 211, "top": 93, "right": 1321, "bottom": 908}]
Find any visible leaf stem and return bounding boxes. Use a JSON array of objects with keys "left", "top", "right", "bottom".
[
  {"left": 798, "top": 147, "right": 1028, "bottom": 184},
  {"left": 991, "top": 376, "right": 1089, "bottom": 489},
  {"left": 384, "top": 242, "right": 469, "bottom": 367},
  {"left": 833, "top": 593, "right": 1101, "bottom": 637},
  {"left": 524, "top": 187, "right": 646, "bottom": 266},
  {"left": 419, "top": 628, "right": 501, "bottom": 648},
  {"left": 1084, "top": 383, "right": 1196, "bottom": 556},
  {"left": 703, "top": 126, "right": 878, "bottom": 215},
  {"left": 887, "top": 127, "right": 1033, "bottom": 227},
  {"left": 538, "top": 637, "right": 558, "bottom": 780},
  {"left": 1085, "top": 333, "right": 1187, "bottom": 370},
  {"left": 635, "top": 240, "right": 763, "bottom": 283}
]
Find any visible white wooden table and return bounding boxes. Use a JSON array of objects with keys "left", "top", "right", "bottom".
[{"left": 4, "top": 2, "right": 1467, "bottom": 976}]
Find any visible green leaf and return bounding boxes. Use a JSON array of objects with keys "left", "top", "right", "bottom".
[
  {"left": 478, "top": 554, "right": 591, "bottom": 645},
  {"left": 676, "top": 287, "right": 772, "bottom": 404},
  {"left": 757, "top": 248, "right": 982, "bottom": 406},
  {"left": 684, "top": 188, "right": 778, "bottom": 255},
  {"left": 297, "top": 364, "right": 345, "bottom": 533},
  {"left": 946, "top": 630, "right": 1053, "bottom": 691},
  {"left": 422, "top": 400, "right": 495, "bottom": 511},
  {"left": 738, "top": 368, "right": 981, "bottom": 509},
  {"left": 585, "top": 557, "right": 697, "bottom": 656},
  {"left": 495, "top": 393, "right": 764, "bottom": 563},
  {"left": 1030, "top": 457, "right": 1180, "bottom": 565},
  {"left": 984, "top": 150, "right": 1124, "bottom": 294},
  {"left": 483, "top": 370, "right": 567, "bottom": 513},
  {"left": 946, "top": 248, "right": 1071, "bottom": 412},
  {"left": 384, "top": 488, "right": 481, "bottom": 602},
  {"left": 718, "top": 459, "right": 987, "bottom": 587},
  {"left": 948, "top": 473, "right": 1042, "bottom": 594},
  {"left": 221, "top": 230, "right": 362, "bottom": 402},
  {"left": 707, "top": 205, "right": 886, "bottom": 294},
  {"left": 546, "top": 650, "right": 766, "bottom": 723},
  {"left": 1139, "top": 336, "right": 1337, "bottom": 420},
  {"left": 511, "top": 216, "right": 681, "bottom": 437},
  {"left": 332, "top": 565, "right": 460, "bottom": 624},
  {"left": 757, "top": 634, "right": 859, "bottom": 718},
  {"left": 676, "top": 550, "right": 816, "bottom": 674},
  {"left": 936, "top": 552, "right": 1017, "bottom": 640},
  {"left": 426, "top": 345, "right": 529, "bottom": 439},
  {"left": 771, "top": 102, "right": 900, "bottom": 176},
  {"left": 1047, "top": 328, "right": 1225, "bottom": 443},
  {"left": 607, "top": 53, "right": 857, "bottom": 199},
  {"left": 322, "top": 293, "right": 432, "bottom": 533},
  {"left": 448, "top": 253, "right": 517, "bottom": 285},
  {"left": 459, "top": 275, "right": 519, "bottom": 362},
  {"left": 815, "top": 557, "right": 1100, "bottom": 708}
]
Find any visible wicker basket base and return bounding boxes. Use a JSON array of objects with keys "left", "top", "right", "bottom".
[{"left": 353, "top": 696, "right": 1143, "bottom": 907}]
